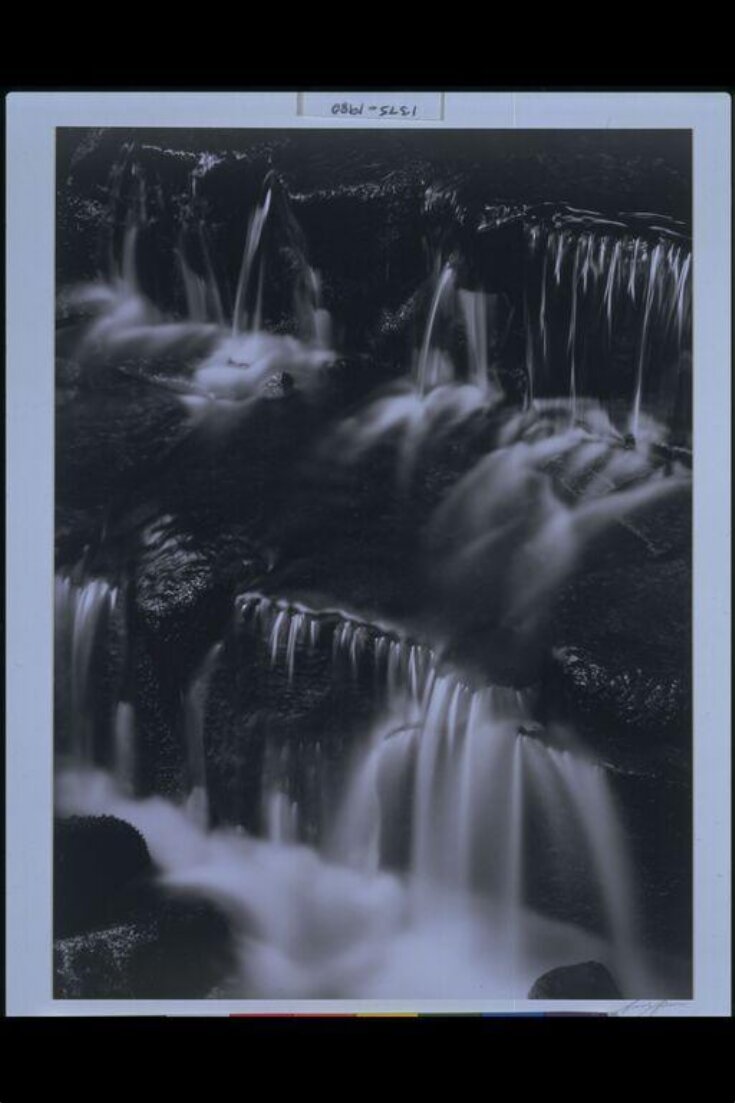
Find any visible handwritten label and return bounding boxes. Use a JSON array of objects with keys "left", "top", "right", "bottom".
[{"left": 299, "top": 92, "right": 443, "bottom": 122}]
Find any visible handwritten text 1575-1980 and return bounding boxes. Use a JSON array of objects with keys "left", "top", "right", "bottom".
[{"left": 330, "top": 102, "right": 419, "bottom": 118}]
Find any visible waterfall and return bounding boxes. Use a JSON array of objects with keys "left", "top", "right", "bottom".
[
  {"left": 522, "top": 220, "right": 691, "bottom": 430},
  {"left": 322, "top": 381, "right": 491, "bottom": 493},
  {"left": 631, "top": 241, "right": 664, "bottom": 437},
  {"left": 542, "top": 746, "right": 637, "bottom": 953},
  {"left": 522, "top": 739, "right": 644, "bottom": 993},
  {"left": 52, "top": 491, "right": 673, "bottom": 1001},
  {"left": 415, "top": 259, "right": 504, "bottom": 400},
  {"left": 181, "top": 642, "right": 222, "bottom": 829},
  {"left": 567, "top": 234, "right": 584, "bottom": 415},
  {"left": 332, "top": 679, "right": 532, "bottom": 895},
  {"left": 55, "top": 573, "right": 119, "bottom": 766},
  {"left": 507, "top": 737, "right": 525, "bottom": 962},
  {"left": 55, "top": 145, "right": 691, "bottom": 1000},
  {"left": 112, "top": 701, "right": 136, "bottom": 795},
  {"left": 295, "top": 265, "right": 332, "bottom": 349},
  {"left": 175, "top": 222, "right": 226, "bottom": 326},
  {"left": 109, "top": 152, "right": 149, "bottom": 295},
  {"left": 426, "top": 400, "right": 689, "bottom": 637},
  {"left": 236, "top": 584, "right": 639, "bottom": 974},
  {"left": 232, "top": 179, "right": 273, "bottom": 336},
  {"left": 318, "top": 250, "right": 510, "bottom": 486},
  {"left": 53, "top": 399, "right": 688, "bottom": 998},
  {"left": 416, "top": 262, "right": 456, "bottom": 394},
  {"left": 237, "top": 591, "right": 436, "bottom": 701},
  {"left": 65, "top": 154, "right": 335, "bottom": 413},
  {"left": 56, "top": 659, "right": 648, "bottom": 997},
  {"left": 264, "top": 789, "right": 300, "bottom": 844},
  {"left": 457, "top": 288, "right": 489, "bottom": 391},
  {"left": 177, "top": 246, "right": 209, "bottom": 323},
  {"left": 329, "top": 686, "right": 641, "bottom": 989}
]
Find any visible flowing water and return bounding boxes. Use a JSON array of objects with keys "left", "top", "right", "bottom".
[
  {"left": 59, "top": 762, "right": 652, "bottom": 999},
  {"left": 522, "top": 219, "right": 691, "bottom": 435},
  {"left": 55, "top": 156, "right": 692, "bottom": 999},
  {"left": 64, "top": 155, "right": 335, "bottom": 418},
  {"left": 182, "top": 643, "right": 223, "bottom": 830},
  {"left": 56, "top": 573, "right": 665, "bottom": 996},
  {"left": 426, "top": 402, "right": 689, "bottom": 636},
  {"left": 55, "top": 572, "right": 119, "bottom": 766}
]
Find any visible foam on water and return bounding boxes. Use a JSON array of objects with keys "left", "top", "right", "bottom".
[
  {"left": 57, "top": 762, "right": 662, "bottom": 999},
  {"left": 54, "top": 169, "right": 691, "bottom": 1000}
]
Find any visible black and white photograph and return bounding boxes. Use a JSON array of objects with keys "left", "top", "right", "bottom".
[{"left": 47, "top": 119, "right": 703, "bottom": 1005}]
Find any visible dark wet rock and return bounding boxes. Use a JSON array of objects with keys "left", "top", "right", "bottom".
[
  {"left": 49, "top": 131, "right": 695, "bottom": 997},
  {"left": 55, "top": 513, "right": 262, "bottom": 799},
  {"left": 132, "top": 515, "right": 265, "bottom": 664},
  {"left": 58, "top": 130, "right": 691, "bottom": 299},
  {"left": 608, "top": 769, "right": 692, "bottom": 961},
  {"left": 57, "top": 130, "right": 690, "bottom": 378},
  {"left": 55, "top": 515, "right": 266, "bottom": 800},
  {"left": 56, "top": 356, "right": 84, "bottom": 389},
  {"left": 581, "top": 481, "right": 691, "bottom": 573},
  {"left": 319, "top": 355, "right": 398, "bottom": 415},
  {"left": 56, "top": 189, "right": 111, "bottom": 287},
  {"left": 55, "top": 923, "right": 145, "bottom": 998},
  {"left": 55, "top": 505, "right": 105, "bottom": 569},
  {"left": 268, "top": 472, "right": 424, "bottom": 624},
  {"left": 260, "top": 370, "right": 295, "bottom": 399},
  {"left": 128, "top": 634, "right": 185, "bottom": 799},
  {"left": 548, "top": 554, "right": 691, "bottom": 757},
  {"left": 541, "top": 544, "right": 694, "bottom": 962},
  {"left": 54, "top": 815, "right": 152, "bottom": 939},
  {"left": 294, "top": 184, "right": 427, "bottom": 354},
  {"left": 54, "top": 809, "right": 237, "bottom": 997},
  {"left": 60, "top": 128, "right": 692, "bottom": 229},
  {"left": 54, "top": 891, "right": 236, "bottom": 999},
  {"left": 135, "top": 521, "right": 217, "bottom": 635},
  {"left": 145, "top": 390, "right": 318, "bottom": 533},
  {"left": 125, "top": 892, "right": 236, "bottom": 999},
  {"left": 55, "top": 376, "right": 190, "bottom": 510},
  {"left": 528, "top": 961, "right": 622, "bottom": 999},
  {"left": 374, "top": 287, "right": 424, "bottom": 355},
  {"left": 550, "top": 644, "right": 689, "bottom": 746},
  {"left": 538, "top": 477, "right": 691, "bottom": 767},
  {"left": 128, "top": 518, "right": 265, "bottom": 798},
  {"left": 134, "top": 516, "right": 259, "bottom": 635}
]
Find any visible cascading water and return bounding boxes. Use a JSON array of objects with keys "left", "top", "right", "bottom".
[
  {"left": 57, "top": 398, "right": 687, "bottom": 962},
  {"left": 328, "top": 671, "right": 648, "bottom": 993},
  {"left": 175, "top": 195, "right": 226, "bottom": 327},
  {"left": 312, "top": 249, "right": 510, "bottom": 492},
  {"left": 416, "top": 262, "right": 457, "bottom": 394},
  {"left": 182, "top": 643, "right": 222, "bottom": 829},
  {"left": 237, "top": 591, "right": 435, "bottom": 697},
  {"left": 414, "top": 254, "right": 505, "bottom": 399},
  {"left": 55, "top": 571, "right": 141, "bottom": 794},
  {"left": 55, "top": 410, "right": 687, "bottom": 999},
  {"left": 232, "top": 177, "right": 273, "bottom": 336},
  {"left": 425, "top": 401, "right": 689, "bottom": 639},
  {"left": 63, "top": 151, "right": 336, "bottom": 415},
  {"left": 322, "top": 380, "right": 492, "bottom": 494},
  {"left": 55, "top": 572, "right": 120, "bottom": 767},
  {"left": 57, "top": 585, "right": 656, "bottom": 996},
  {"left": 320, "top": 212, "right": 690, "bottom": 499},
  {"left": 522, "top": 217, "right": 692, "bottom": 436},
  {"left": 55, "top": 140, "right": 692, "bottom": 1001}
]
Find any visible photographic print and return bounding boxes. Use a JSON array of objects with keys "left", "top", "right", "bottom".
[{"left": 50, "top": 121, "right": 696, "bottom": 1004}]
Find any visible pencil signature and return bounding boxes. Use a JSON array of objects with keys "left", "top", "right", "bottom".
[{"left": 609, "top": 1000, "right": 690, "bottom": 1017}]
